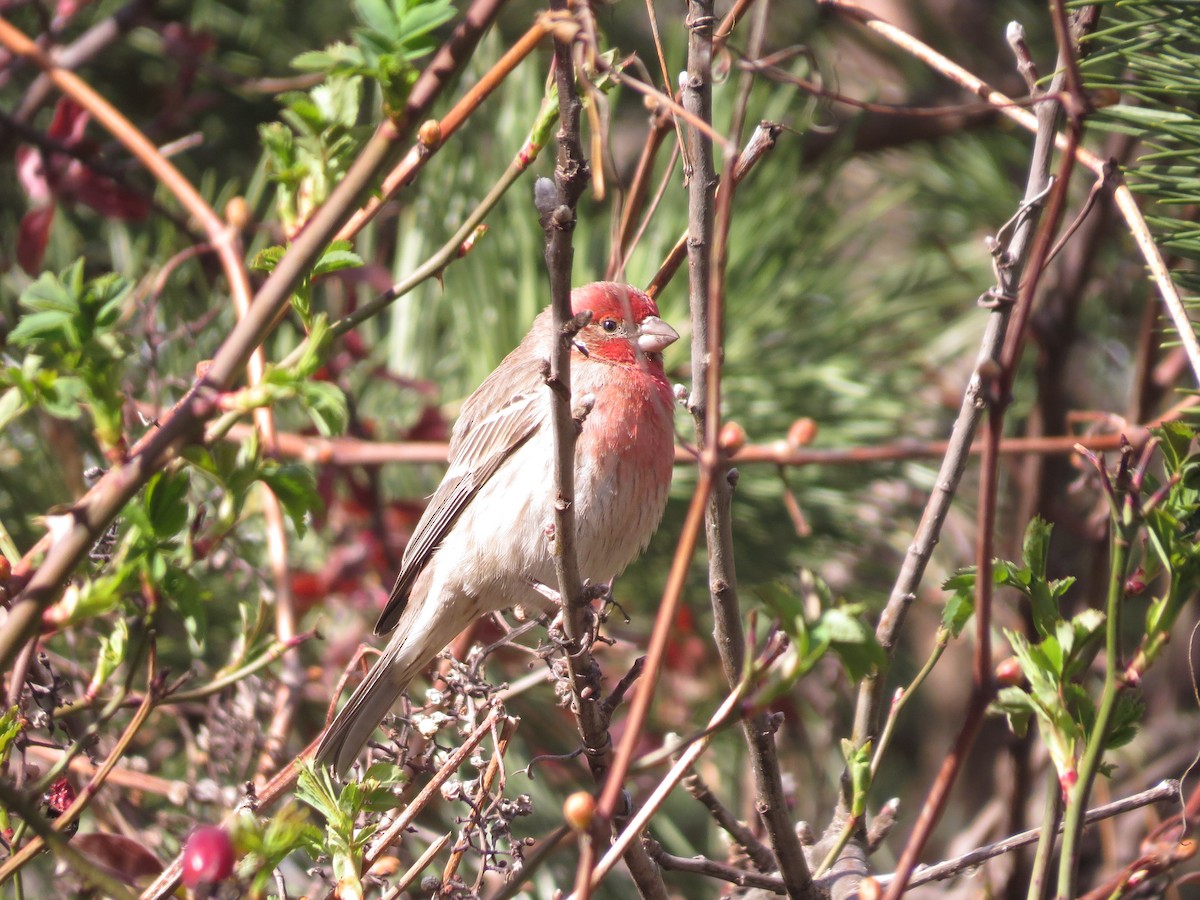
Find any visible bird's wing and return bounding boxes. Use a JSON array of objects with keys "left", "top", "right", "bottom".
[{"left": 374, "top": 386, "right": 545, "bottom": 633}]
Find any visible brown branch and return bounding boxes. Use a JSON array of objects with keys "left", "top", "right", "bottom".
[
  {"left": 818, "top": 0, "right": 1200, "bottom": 387},
  {"left": 439, "top": 718, "right": 516, "bottom": 887},
  {"left": 538, "top": 7, "right": 665, "bottom": 899},
  {"left": 648, "top": 845, "right": 786, "bottom": 893},
  {"left": 9, "top": 0, "right": 151, "bottom": 125},
  {"left": 848, "top": 20, "right": 1071, "bottom": 764},
  {"left": 679, "top": 768, "right": 775, "bottom": 873},
  {"left": 624, "top": 780, "right": 1180, "bottom": 896},
  {"left": 881, "top": 7, "right": 1093, "bottom": 895},
  {"left": 606, "top": 105, "right": 673, "bottom": 280},
  {"left": 357, "top": 706, "right": 509, "bottom": 878},
  {"left": 645, "top": 121, "right": 781, "bottom": 300},
  {"left": 210, "top": 413, "right": 1175, "bottom": 470},
  {"left": 884, "top": 780, "right": 1179, "bottom": 890},
  {"left": 23, "top": 745, "right": 189, "bottom": 804},
  {"left": 698, "top": 1, "right": 815, "bottom": 896}
]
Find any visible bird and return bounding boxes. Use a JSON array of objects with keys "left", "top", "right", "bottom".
[{"left": 315, "top": 282, "right": 679, "bottom": 773}]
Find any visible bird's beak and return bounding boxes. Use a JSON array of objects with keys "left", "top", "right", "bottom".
[{"left": 637, "top": 316, "right": 679, "bottom": 353}]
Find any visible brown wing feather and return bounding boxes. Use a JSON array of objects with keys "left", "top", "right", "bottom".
[{"left": 373, "top": 316, "right": 552, "bottom": 634}]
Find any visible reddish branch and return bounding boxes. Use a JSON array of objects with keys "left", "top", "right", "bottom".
[{"left": 218, "top": 416, "right": 1167, "bottom": 470}]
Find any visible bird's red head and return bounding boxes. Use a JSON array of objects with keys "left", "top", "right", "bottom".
[{"left": 570, "top": 282, "right": 678, "bottom": 369}]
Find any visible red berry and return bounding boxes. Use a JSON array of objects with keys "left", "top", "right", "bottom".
[
  {"left": 563, "top": 791, "right": 596, "bottom": 833},
  {"left": 994, "top": 657, "right": 1023, "bottom": 686},
  {"left": 718, "top": 421, "right": 747, "bottom": 454},
  {"left": 1059, "top": 768, "right": 1078, "bottom": 802},
  {"left": 787, "top": 417, "right": 818, "bottom": 447},
  {"left": 181, "top": 825, "right": 235, "bottom": 888}
]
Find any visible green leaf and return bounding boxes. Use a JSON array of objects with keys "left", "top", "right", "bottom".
[
  {"left": 940, "top": 571, "right": 975, "bottom": 637},
  {"left": 0, "top": 707, "right": 22, "bottom": 762},
  {"left": 251, "top": 245, "right": 287, "bottom": 273},
  {"left": 8, "top": 309, "right": 76, "bottom": 346},
  {"left": 88, "top": 617, "right": 129, "bottom": 696},
  {"left": 1022, "top": 517, "right": 1052, "bottom": 577},
  {"left": 259, "top": 463, "right": 322, "bottom": 536},
  {"left": 1105, "top": 693, "right": 1145, "bottom": 751},
  {"left": 312, "top": 242, "right": 364, "bottom": 277},
  {"left": 815, "top": 606, "right": 885, "bottom": 683},
  {"left": 299, "top": 380, "right": 348, "bottom": 436},
  {"left": 992, "top": 686, "right": 1034, "bottom": 737},
  {"left": 0, "top": 387, "right": 28, "bottom": 431},
  {"left": 354, "top": 0, "right": 397, "bottom": 37},
  {"left": 166, "top": 569, "right": 208, "bottom": 656},
  {"left": 1154, "top": 422, "right": 1194, "bottom": 471},
  {"left": 144, "top": 470, "right": 190, "bottom": 540},
  {"left": 755, "top": 581, "right": 807, "bottom": 639}
]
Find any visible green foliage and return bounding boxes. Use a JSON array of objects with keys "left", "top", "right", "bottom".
[
  {"left": 840, "top": 738, "right": 873, "bottom": 817},
  {"left": 942, "top": 518, "right": 1080, "bottom": 643},
  {"left": 295, "top": 760, "right": 409, "bottom": 889},
  {"left": 946, "top": 519, "right": 1123, "bottom": 788},
  {"left": 1128, "top": 422, "right": 1200, "bottom": 673},
  {"left": 259, "top": 73, "right": 369, "bottom": 238},
  {"left": 219, "top": 316, "right": 349, "bottom": 436},
  {"left": 295, "top": 0, "right": 455, "bottom": 114},
  {"left": 260, "top": 0, "right": 455, "bottom": 234},
  {"left": 3, "top": 261, "right": 131, "bottom": 449},
  {"left": 252, "top": 240, "right": 364, "bottom": 332},
  {"left": 232, "top": 804, "right": 324, "bottom": 897},
  {"left": 755, "top": 571, "right": 884, "bottom": 704}
]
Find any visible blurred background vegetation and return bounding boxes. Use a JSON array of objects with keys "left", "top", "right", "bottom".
[{"left": 2, "top": 0, "right": 1199, "bottom": 896}]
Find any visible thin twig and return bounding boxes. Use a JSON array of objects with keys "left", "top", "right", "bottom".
[
  {"left": 439, "top": 719, "right": 516, "bottom": 886},
  {"left": 881, "top": 7, "right": 1094, "bottom": 894},
  {"left": 539, "top": 7, "right": 667, "bottom": 899},
  {"left": 644, "top": 121, "right": 781, "bottom": 299},
  {"left": 357, "top": 707, "right": 508, "bottom": 877},
  {"left": 878, "top": 780, "right": 1180, "bottom": 890},
  {"left": 649, "top": 845, "right": 786, "bottom": 893},
  {"left": 695, "top": 1, "right": 815, "bottom": 895},
  {"left": 819, "top": 0, "right": 1200, "bottom": 388},
  {"left": 578, "top": 684, "right": 745, "bottom": 896},
  {"left": 850, "top": 29, "right": 1070, "bottom": 761},
  {"left": 625, "top": 780, "right": 1179, "bottom": 895},
  {"left": 607, "top": 106, "right": 673, "bottom": 280},
  {"left": 679, "top": 768, "right": 775, "bottom": 873},
  {"left": 9, "top": 0, "right": 151, "bottom": 125},
  {"left": 380, "top": 833, "right": 451, "bottom": 900},
  {"left": 0, "top": 780, "right": 138, "bottom": 899},
  {"left": 0, "top": 639, "right": 158, "bottom": 886}
]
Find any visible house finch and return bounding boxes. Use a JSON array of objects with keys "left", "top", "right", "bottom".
[{"left": 315, "top": 282, "right": 679, "bottom": 773}]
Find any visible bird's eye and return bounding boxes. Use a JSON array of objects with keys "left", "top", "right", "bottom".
[{"left": 600, "top": 318, "right": 619, "bottom": 333}]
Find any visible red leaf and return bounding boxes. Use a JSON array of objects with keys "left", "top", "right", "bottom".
[
  {"left": 73, "top": 832, "right": 164, "bottom": 887},
  {"left": 69, "top": 167, "right": 151, "bottom": 221},
  {"left": 17, "top": 205, "right": 56, "bottom": 275},
  {"left": 16, "top": 145, "right": 51, "bottom": 204},
  {"left": 46, "top": 97, "right": 90, "bottom": 147},
  {"left": 52, "top": 0, "right": 94, "bottom": 29}
]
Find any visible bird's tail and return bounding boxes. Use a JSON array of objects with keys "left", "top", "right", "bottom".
[{"left": 314, "top": 629, "right": 430, "bottom": 775}]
